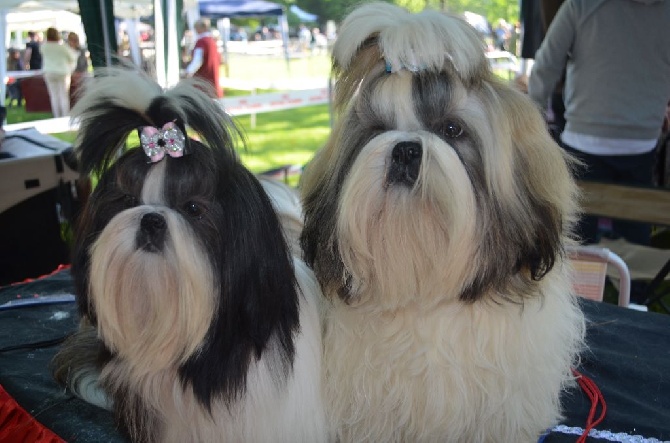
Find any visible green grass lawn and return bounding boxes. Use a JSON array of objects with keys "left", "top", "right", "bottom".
[
  {"left": 223, "top": 54, "right": 333, "bottom": 176},
  {"left": 234, "top": 105, "right": 330, "bottom": 173},
  {"left": 5, "top": 108, "right": 54, "bottom": 125},
  {"left": 5, "top": 102, "right": 331, "bottom": 175}
]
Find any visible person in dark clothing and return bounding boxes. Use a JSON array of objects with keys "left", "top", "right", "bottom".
[
  {"left": 7, "top": 47, "right": 24, "bottom": 71},
  {"left": 540, "top": 0, "right": 567, "bottom": 142},
  {"left": 528, "top": 0, "right": 670, "bottom": 246},
  {"left": 24, "top": 31, "right": 42, "bottom": 70},
  {"left": 5, "top": 48, "right": 24, "bottom": 106},
  {"left": 519, "top": 0, "right": 544, "bottom": 60}
]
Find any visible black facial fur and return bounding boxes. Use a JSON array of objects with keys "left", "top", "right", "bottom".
[{"left": 174, "top": 146, "right": 300, "bottom": 408}]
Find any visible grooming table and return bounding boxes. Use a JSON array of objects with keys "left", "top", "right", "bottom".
[{"left": 0, "top": 269, "right": 668, "bottom": 442}]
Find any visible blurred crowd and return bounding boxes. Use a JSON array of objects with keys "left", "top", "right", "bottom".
[{"left": 5, "top": 28, "right": 89, "bottom": 116}]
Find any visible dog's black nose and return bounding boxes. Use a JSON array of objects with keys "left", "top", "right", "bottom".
[
  {"left": 137, "top": 212, "right": 167, "bottom": 252},
  {"left": 387, "top": 141, "right": 422, "bottom": 187}
]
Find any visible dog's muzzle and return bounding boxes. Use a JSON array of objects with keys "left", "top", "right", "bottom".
[
  {"left": 136, "top": 212, "right": 167, "bottom": 253},
  {"left": 387, "top": 141, "right": 422, "bottom": 187}
]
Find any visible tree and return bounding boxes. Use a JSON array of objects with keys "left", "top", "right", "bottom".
[
  {"left": 298, "top": 0, "right": 394, "bottom": 25},
  {"left": 297, "top": 0, "right": 519, "bottom": 27}
]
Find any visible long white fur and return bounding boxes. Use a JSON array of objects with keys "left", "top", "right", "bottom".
[
  {"left": 97, "top": 258, "right": 326, "bottom": 443},
  {"left": 336, "top": 131, "right": 478, "bottom": 306},
  {"left": 323, "top": 269, "right": 582, "bottom": 443}
]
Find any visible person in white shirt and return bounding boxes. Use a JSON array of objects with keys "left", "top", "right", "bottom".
[{"left": 41, "top": 27, "right": 77, "bottom": 118}]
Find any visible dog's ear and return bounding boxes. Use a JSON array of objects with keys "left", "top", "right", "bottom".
[
  {"left": 495, "top": 82, "right": 579, "bottom": 246},
  {"left": 462, "top": 81, "right": 579, "bottom": 301},
  {"left": 70, "top": 192, "right": 95, "bottom": 320},
  {"left": 181, "top": 169, "right": 300, "bottom": 406},
  {"left": 300, "top": 130, "right": 355, "bottom": 302},
  {"left": 69, "top": 163, "right": 125, "bottom": 322},
  {"left": 217, "top": 172, "right": 300, "bottom": 350}
]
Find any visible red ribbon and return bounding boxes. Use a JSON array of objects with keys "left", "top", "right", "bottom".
[{"left": 572, "top": 368, "right": 607, "bottom": 443}]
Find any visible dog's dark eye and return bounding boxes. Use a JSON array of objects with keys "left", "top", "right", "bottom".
[
  {"left": 184, "top": 201, "right": 204, "bottom": 218},
  {"left": 443, "top": 121, "right": 464, "bottom": 139},
  {"left": 123, "top": 194, "right": 138, "bottom": 208},
  {"left": 370, "top": 124, "right": 386, "bottom": 133}
]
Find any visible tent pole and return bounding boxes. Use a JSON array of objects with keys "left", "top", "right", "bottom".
[
  {"left": 166, "top": 0, "right": 180, "bottom": 88},
  {"left": 0, "top": 9, "right": 7, "bottom": 108},
  {"left": 99, "top": 0, "right": 113, "bottom": 67},
  {"left": 217, "top": 18, "right": 230, "bottom": 78},
  {"left": 154, "top": 0, "right": 166, "bottom": 87},
  {"left": 126, "top": 17, "right": 143, "bottom": 67},
  {"left": 279, "top": 12, "right": 290, "bottom": 72}
]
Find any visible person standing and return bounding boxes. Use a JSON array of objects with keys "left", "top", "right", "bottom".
[
  {"left": 298, "top": 24, "right": 311, "bottom": 52},
  {"left": 184, "top": 20, "right": 222, "bottom": 98},
  {"left": 7, "top": 48, "right": 24, "bottom": 71},
  {"left": 67, "top": 32, "right": 89, "bottom": 73},
  {"left": 24, "top": 31, "right": 42, "bottom": 70},
  {"left": 41, "top": 27, "right": 77, "bottom": 118},
  {"left": 528, "top": 0, "right": 670, "bottom": 246},
  {"left": 6, "top": 48, "right": 25, "bottom": 106},
  {"left": 493, "top": 19, "right": 509, "bottom": 51}
]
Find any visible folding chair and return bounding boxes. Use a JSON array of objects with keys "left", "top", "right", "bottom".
[
  {"left": 596, "top": 237, "right": 670, "bottom": 313},
  {"left": 566, "top": 245, "right": 631, "bottom": 307}
]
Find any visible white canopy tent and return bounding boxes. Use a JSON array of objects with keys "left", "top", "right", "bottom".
[
  {"left": 5, "top": 10, "right": 85, "bottom": 47},
  {"left": 1, "top": 0, "right": 195, "bottom": 107}
]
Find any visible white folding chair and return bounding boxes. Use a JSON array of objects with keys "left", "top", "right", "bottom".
[{"left": 566, "top": 245, "right": 631, "bottom": 308}]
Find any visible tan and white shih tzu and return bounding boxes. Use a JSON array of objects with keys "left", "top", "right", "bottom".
[
  {"left": 51, "top": 69, "right": 327, "bottom": 443},
  {"left": 300, "top": 3, "right": 586, "bottom": 442}
]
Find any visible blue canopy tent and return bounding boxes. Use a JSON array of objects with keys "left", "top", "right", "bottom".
[
  {"left": 289, "top": 4, "right": 317, "bottom": 23},
  {"left": 198, "top": 0, "right": 282, "bottom": 17}
]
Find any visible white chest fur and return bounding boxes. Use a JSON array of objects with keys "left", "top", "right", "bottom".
[{"left": 322, "top": 269, "right": 584, "bottom": 443}]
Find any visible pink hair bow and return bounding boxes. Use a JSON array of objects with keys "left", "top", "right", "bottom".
[{"left": 140, "top": 121, "right": 187, "bottom": 163}]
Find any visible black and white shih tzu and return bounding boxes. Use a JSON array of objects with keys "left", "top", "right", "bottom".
[
  {"left": 51, "top": 69, "right": 327, "bottom": 443},
  {"left": 300, "top": 3, "right": 586, "bottom": 442}
]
